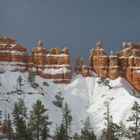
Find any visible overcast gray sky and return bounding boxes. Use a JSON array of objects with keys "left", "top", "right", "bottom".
[{"left": 0, "top": 0, "right": 140, "bottom": 64}]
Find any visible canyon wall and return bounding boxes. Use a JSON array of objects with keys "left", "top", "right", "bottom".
[
  {"left": 0, "top": 37, "right": 72, "bottom": 83},
  {"left": 0, "top": 36, "right": 140, "bottom": 91},
  {"left": 30, "top": 40, "right": 72, "bottom": 83},
  {"left": 89, "top": 41, "right": 140, "bottom": 92},
  {"left": 0, "top": 36, "right": 28, "bottom": 73}
]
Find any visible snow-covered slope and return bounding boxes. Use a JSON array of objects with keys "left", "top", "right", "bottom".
[{"left": 0, "top": 71, "right": 140, "bottom": 139}]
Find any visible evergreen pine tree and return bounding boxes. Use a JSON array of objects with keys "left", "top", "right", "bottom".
[
  {"left": 118, "top": 121, "right": 126, "bottom": 138},
  {"left": 62, "top": 102, "right": 72, "bottom": 140},
  {"left": 109, "top": 121, "right": 120, "bottom": 140},
  {"left": 12, "top": 99, "right": 28, "bottom": 140},
  {"left": 54, "top": 124, "right": 66, "bottom": 140},
  {"left": 17, "top": 75, "right": 23, "bottom": 91},
  {"left": 104, "top": 101, "right": 111, "bottom": 140},
  {"left": 97, "top": 77, "right": 112, "bottom": 89},
  {"left": 53, "top": 92, "right": 64, "bottom": 108},
  {"left": 101, "top": 118, "right": 120, "bottom": 140},
  {"left": 126, "top": 101, "right": 140, "bottom": 140},
  {"left": 101, "top": 101, "right": 120, "bottom": 140},
  {"left": 28, "top": 72, "right": 35, "bottom": 85},
  {"left": 42, "top": 123, "right": 51, "bottom": 140},
  {"left": 80, "top": 116, "right": 96, "bottom": 140},
  {"left": 73, "top": 133, "right": 81, "bottom": 140},
  {"left": 28, "top": 100, "right": 51, "bottom": 140}
]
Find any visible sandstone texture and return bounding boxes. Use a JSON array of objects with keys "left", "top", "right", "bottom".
[
  {"left": 75, "top": 56, "right": 89, "bottom": 77},
  {"left": 30, "top": 40, "right": 72, "bottom": 83},
  {"left": 89, "top": 42, "right": 109, "bottom": 78},
  {"left": 0, "top": 36, "right": 140, "bottom": 91},
  {"left": 0, "top": 36, "right": 27, "bottom": 72},
  {"left": 0, "top": 37, "right": 72, "bottom": 83},
  {"left": 89, "top": 42, "right": 140, "bottom": 92}
]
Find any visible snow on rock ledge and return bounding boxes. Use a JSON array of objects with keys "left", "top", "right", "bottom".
[{"left": 0, "top": 36, "right": 72, "bottom": 83}]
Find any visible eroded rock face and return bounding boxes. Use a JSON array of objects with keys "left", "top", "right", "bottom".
[
  {"left": 118, "top": 42, "right": 140, "bottom": 91},
  {"left": 109, "top": 54, "right": 119, "bottom": 80},
  {"left": 90, "top": 42, "right": 109, "bottom": 78},
  {"left": 75, "top": 56, "right": 89, "bottom": 77},
  {"left": 0, "top": 36, "right": 140, "bottom": 89},
  {"left": 30, "top": 40, "right": 72, "bottom": 83},
  {"left": 89, "top": 42, "right": 140, "bottom": 92},
  {"left": 0, "top": 36, "right": 27, "bottom": 72},
  {"left": 0, "top": 37, "right": 72, "bottom": 83}
]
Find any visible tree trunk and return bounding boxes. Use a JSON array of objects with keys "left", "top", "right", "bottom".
[{"left": 37, "top": 127, "right": 39, "bottom": 140}]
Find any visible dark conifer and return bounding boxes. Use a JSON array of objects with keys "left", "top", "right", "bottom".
[
  {"left": 28, "top": 100, "right": 51, "bottom": 140},
  {"left": 54, "top": 124, "right": 66, "bottom": 140},
  {"left": 62, "top": 102, "right": 72, "bottom": 140},
  {"left": 12, "top": 99, "right": 28, "bottom": 140},
  {"left": 53, "top": 92, "right": 64, "bottom": 108},
  {"left": 126, "top": 101, "right": 140, "bottom": 140},
  {"left": 80, "top": 116, "right": 96, "bottom": 140},
  {"left": 97, "top": 77, "right": 112, "bottom": 89},
  {"left": 28, "top": 72, "right": 35, "bottom": 85},
  {"left": 17, "top": 76, "right": 23, "bottom": 91},
  {"left": 101, "top": 101, "right": 120, "bottom": 140}
]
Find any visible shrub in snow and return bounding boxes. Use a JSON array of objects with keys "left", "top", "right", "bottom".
[
  {"left": 28, "top": 72, "right": 35, "bottom": 85},
  {"left": 27, "top": 92, "right": 33, "bottom": 95},
  {"left": 31, "top": 83, "right": 39, "bottom": 88},
  {"left": 16, "top": 75, "right": 23, "bottom": 91},
  {"left": 43, "top": 82, "right": 49, "bottom": 86},
  {"left": 17, "top": 91, "right": 22, "bottom": 95},
  {"left": 41, "top": 93, "right": 45, "bottom": 96},
  {"left": 6, "top": 92, "right": 10, "bottom": 95},
  {"left": 53, "top": 92, "right": 64, "bottom": 108},
  {"left": 97, "top": 77, "right": 112, "bottom": 89},
  {"left": 0, "top": 67, "right": 5, "bottom": 74}
]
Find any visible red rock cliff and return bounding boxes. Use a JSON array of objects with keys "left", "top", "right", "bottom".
[
  {"left": 30, "top": 40, "right": 72, "bottom": 83},
  {"left": 75, "top": 56, "right": 89, "bottom": 77},
  {"left": 90, "top": 41, "right": 109, "bottom": 78},
  {"left": 0, "top": 37, "right": 72, "bottom": 83},
  {"left": 0, "top": 36, "right": 27, "bottom": 73},
  {"left": 0, "top": 36, "right": 140, "bottom": 90},
  {"left": 89, "top": 41, "right": 140, "bottom": 92},
  {"left": 118, "top": 42, "right": 140, "bottom": 92}
]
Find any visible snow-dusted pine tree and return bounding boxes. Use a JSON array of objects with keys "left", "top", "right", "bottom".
[
  {"left": 28, "top": 100, "right": 52, "bottom": 140},
  {"left": 62, "top": 102, "right": 72, "bottom": 140},
  {"left": 126, "top": 101, "right": 140, "bottom": 140},
  {"left": 101, "top": 101, "right": 120, "bottom": 140},
  {"left": 80, "top": 116, "right": 96, "bottom": 140},
  {"left": 53, "top": 91, "right": 64, "bottom": 108},
  {"left": 12, "top": 99, "right": 28, "bottom": 140},
  {"left": 54, "top": 124, "right": 66, "bottom": 140}
]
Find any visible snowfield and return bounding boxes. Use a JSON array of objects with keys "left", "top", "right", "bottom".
[{"left": 0, "top": 71, "right": 140, "bottom": 139}]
